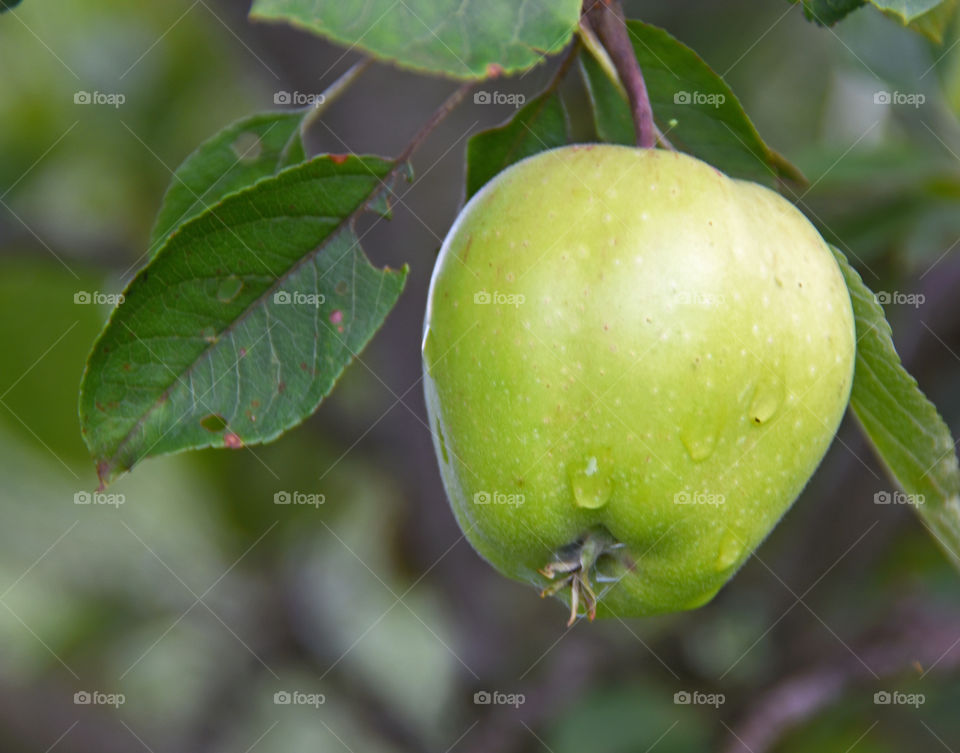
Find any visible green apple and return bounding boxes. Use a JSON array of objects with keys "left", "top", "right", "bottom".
[{"left": 422, "top": 145, "right": 855, "bottom": 623}]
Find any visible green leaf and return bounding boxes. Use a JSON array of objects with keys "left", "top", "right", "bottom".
[
  {"left": 582, "top": 21, "right": 804, "bottom": 185},
  {"left": 151, "top": 62, "right": 372, "bottom": 252},
  {"left": 580, "top": 54, "right": 634, "bottom": 145},
  {"left": 797, "top": 0, "right": 957, "bottom": 40},
  {"left": 80, "top": 155, "right": 408, "bottom": 486},
  {"left": 465, "top": 91, "right": 570, "bottom": 198},
  {"left": 876, "top": 0, "right": 959, "bottom": 43},
  {"left": 149, "top": 110, "right": 307, "bottom": 253},
  {"left": 832, "top": 246, "right": 960, "bottom": 572},
  {"left": 797, "top": 0, "right": 868, "bottom": 26},
  {"left": 249, "top": 0, "right": 581, "bottom": 80},
  {"left": 872, "top": 0, "right": 945, "bottom": 22}
]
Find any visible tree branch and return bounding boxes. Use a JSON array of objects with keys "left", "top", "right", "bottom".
[
  {"left": 359, "top": 79, "right": 473, "bottom": 215},
  {"left": 396, "top": 80, "right": 474, "bottom": 165},
  {"left": 722, "top": 602, "right": 960, "bottom": 753}
]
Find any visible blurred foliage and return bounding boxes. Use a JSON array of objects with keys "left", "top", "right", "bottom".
[
  {"left": 0, "top": 0, "right": 267, "bottom": 262},
  {"left": 1, "top": 1, "right": 960, "bottom": 752}
]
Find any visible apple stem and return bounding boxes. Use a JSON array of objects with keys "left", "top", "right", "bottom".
[{"left": 583, "top": 0, "right": 658, "bottom": 149}]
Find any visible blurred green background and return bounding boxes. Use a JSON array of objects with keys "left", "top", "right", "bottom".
[{"left": 1, "top": 1, "right": 960, "bottom": 751}]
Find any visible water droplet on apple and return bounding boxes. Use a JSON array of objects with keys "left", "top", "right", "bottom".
[
  {"left": 680, "top": 427, "right": 718, "bottom": 461},
  {"left": 749, "top": 377, "right": 784, "bottom": 425},
  {"left": 569, "top": 453, "right": 613, "bottom": 509},
  {"left": 715, "top": 533, "right": 743, "bottom": 571}
]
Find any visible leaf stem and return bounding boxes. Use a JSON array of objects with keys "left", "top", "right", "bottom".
[
  {"left": 582, "top": 0, "right": 657, "bottom": 148},
  {"left": 577, "top": 18, "right": 626, "bottom": 99},
  {"left": 359, "top": 79, "right": 474, "bottom": 214},
  {"left": 396, "top": 80, "right": 475, "bottom": 165},
  {"left": 377, "top": 39, "right": 579, "bottom": 208},
  {"left": 393, "top": 36, "right": 586, "bottom": 180},
  {"left": 301, "top": 58, "right": 374, "bottom": 134},
  {"left": 354, "top": 82, "right": 474, "bottom": 219}
]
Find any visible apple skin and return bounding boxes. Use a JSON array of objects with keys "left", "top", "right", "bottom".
[{"left": 422, "top": 145, "right": 855, "bottom": 619}]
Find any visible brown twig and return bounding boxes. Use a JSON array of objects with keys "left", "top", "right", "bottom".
[
  {"left": 300, "top": 57, "right": 374, "bottom": 134},
  {"left": 722, "top": 603, "right": 960, "bottom": 753},
  {"left": 582, "top": 0, "right": 656, "bottom": 148},
  {"left": 396, "top": 80, "right": 475, "bottom": 165},
  {"left": 359, "top": 79, "right": 474, "bottom": 216}
]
